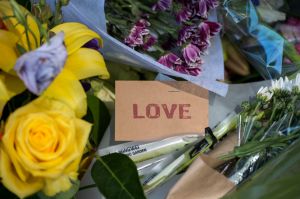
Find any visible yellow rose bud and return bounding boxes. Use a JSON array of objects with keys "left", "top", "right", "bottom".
[{"left": 0, "top": 97, "right": 91, "bottom": 198}]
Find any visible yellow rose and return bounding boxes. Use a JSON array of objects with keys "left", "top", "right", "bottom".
[{"left": 0, "top": 97, "right": 91, "bottom": 198}]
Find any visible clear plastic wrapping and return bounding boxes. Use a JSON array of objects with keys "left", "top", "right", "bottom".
[{"left": 219, "top": 0, "right": 285, "bottom": 79}]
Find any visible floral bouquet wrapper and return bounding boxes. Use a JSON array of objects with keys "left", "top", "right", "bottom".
[
  {"left": 219, "top": 0, "right": 300, "bottom": 79},
  {"left": 54, "top": 0, "right": 228, "bottom": 96}
]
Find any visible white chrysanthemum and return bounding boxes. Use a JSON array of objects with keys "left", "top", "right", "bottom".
[
  {"left": 293, "top": 73, "right": 300, "bottom": 90},
  {"left": 271, "top": 76, "right": 293, "bottom": 92},
  {"left": 257, "top": 86, "right": 273, "bottom": 101},
  {"left": 271, "top": 77, "right": 284, "bottom": 90},
  {"left": 284, "top": 76, "right": 293, "bottom": 91}
]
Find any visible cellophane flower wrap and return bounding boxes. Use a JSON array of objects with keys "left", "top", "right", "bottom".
[
  {"left": 217, "top": 74, "right": 300, "bottom": 186},
  {"left": 0, "top": 0, "right": 110, "bottom": 198},
  {"left": 56, "top": 0, "right": 228, "bottom": 95},
  {"left": 218, "top": 0, "right": 300, "bottom": 79}
]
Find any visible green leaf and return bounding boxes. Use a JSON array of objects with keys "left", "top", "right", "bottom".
[
  {"left": 36, "top": 180, "right": 80, "bottom": 199},
  {"left": 91, "top": 154, "right": 146, "bottom": 199},
  {"left": 1, "top": 90, "right": 36, "bottom": 122},
  {"left": 83, "top": 94, "right": 110, "bottom": 147}
]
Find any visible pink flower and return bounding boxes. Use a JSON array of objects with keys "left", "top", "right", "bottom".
[
  {"left": 183, "top": 44, "right": 203, "bottom": 67},
  {"left": 152, "top": 0, "right": 172, "bottom": 11}
]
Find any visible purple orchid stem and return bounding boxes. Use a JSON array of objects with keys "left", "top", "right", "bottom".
[{"left": 152, "top": 0, "right": 172, "bottom": 11}]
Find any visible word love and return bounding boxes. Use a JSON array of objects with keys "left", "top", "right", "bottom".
[{"left": 133, "top": 104, "right": 191, "bottom": 119}]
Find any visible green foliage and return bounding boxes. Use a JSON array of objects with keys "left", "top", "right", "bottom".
[
  {"left": 91, "top": 154, "right": 146, "bottom": 199},
  {"left": 83, "top": 94, "right": 110, "bottom": 147},
  {"left": 222, "top": 138, "right": 300, "bottom": 199}
]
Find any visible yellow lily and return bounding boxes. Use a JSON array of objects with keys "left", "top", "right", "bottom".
[{"left": 0, "top": 1, "right": 109, "bottom": 118}]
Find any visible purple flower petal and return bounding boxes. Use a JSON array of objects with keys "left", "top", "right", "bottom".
[
  {"left": 198, "top": 21, "right": 210, "bottom": 40},
  {"left": 124, "top": 21, "right": 151, "bottom": 48},
  {"left": 136, "top": 19, "right": 151, "bottom": 27},
  {"left": 176, "top": 7, "right": 192, "bottom": 22},
  {"left": 204, "top": 21, "right": 222, "bottom": 36},
  {"left": 196, "top": 0, "right": 208, "bottom": 18},
  {"left": 152, "top": 0, "right": 172, "bottom": 11},
  {"left": 158, "top": 53, "right": 183, "bottom": 68},
  {"left": 177, "top": 25, "right": 197, "bottom": 46},
  {"left": 142, "top": 35, "right": 157, "bottom": 50},
  {"left": 183, "top": 44, "right": 203, "bottom": 67},
  {"left": 83, "top": 38, "right": 100, "bottom": 50}
]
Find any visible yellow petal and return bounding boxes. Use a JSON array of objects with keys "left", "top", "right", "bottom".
[
  {"left": 0, "top": 149, "right": 44, "bottom": 198},
  {"left": 0, "top": 78, "right": 9, "bottom": 115},
  {"left": 0, "top": 29, "right": 18, "bottom": 48},
  {"left": 0, "top": 1, "right": 40, "bottom": 50},
  {"left": 51, "top": 22, "right": 103, "bottom": 54},
  {"left": 0, "top": 42, "right": 17, "bottom": 72},
  {"left": 43, "top": 69, "right": 87, "bottom": 118},
  {"left": 65, "top": 48, "right": 109, "bottom": 80},
  {"left": 0, "top": 72, "right": 25, "bottom": 97}
]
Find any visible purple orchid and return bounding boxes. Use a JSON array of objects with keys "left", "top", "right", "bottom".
[
  {"left": 143, "top": 35, "right": 157, "bottom": 50},
  {"left": 195, "top": 0, "right": 219, "bottom": 18},
  {"left": 152, "top": 0, "right": 172, "bottom": 11},
  {"left": 183, "top": 44, "right": 203, "bottom": 67},
  {"left": 176, "top": 7, "right": 192, "bottom": 22},
  {"left": 158, "top": 53, "right": 183, "bottom": 68}
]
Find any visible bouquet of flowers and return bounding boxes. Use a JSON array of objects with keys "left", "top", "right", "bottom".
[
  {"left": 218, "top": 74, "right": 300, "bottom": 185},
  {"left": 0, "top": 0, "right": 118, "bottom": 198},
  {"left": 56, "top": 0, "right": 227, "bottom": 95},
  {"left": 163, "top": 74, "right": 300, "bottom": 199}
]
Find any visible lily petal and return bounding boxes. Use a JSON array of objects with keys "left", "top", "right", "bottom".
[
  {"left": 0, "top": 72, "right": 25, "bottom": 98},
  {"left": 64, "top": 48, "right": 109, "bottom": 80},
  {"left": 50, "top": 22, "right": 103, "bottom": 55},
  {"left": 0, "top": 78, "right": 10, "bottom": 115},
  {"left": 43, "top": 69, "right": 87, "bottom": 118},
  {"left": 0, "top": 42, "right": 17, "bottom": 72},
  {"left": 0, "top": 29, "right": 18, "bottom": 47},
  {"left": 0, "top": 1, "right": 40, "bottom": 50}
]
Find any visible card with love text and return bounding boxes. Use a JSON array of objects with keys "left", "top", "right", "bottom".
[{"left": 115, "top": 81, "right": 209, "bottom": 141}]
